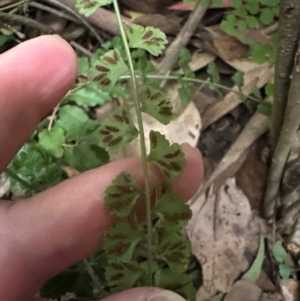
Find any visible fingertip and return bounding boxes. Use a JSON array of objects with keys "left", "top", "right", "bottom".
[{"left": 173, "top": 143, "right": 203, "bottom": 201}]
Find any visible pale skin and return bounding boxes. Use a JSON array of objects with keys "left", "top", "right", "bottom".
[{"left": 0, "top": 35, "right": 203, "bottom": 301}]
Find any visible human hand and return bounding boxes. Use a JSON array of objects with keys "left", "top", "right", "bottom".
[{"left": 0, "top": 35, "right": 203, "bottom": 301}]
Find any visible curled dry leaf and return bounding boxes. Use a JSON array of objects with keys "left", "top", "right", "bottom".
[{"left": 185, "top": 178, "right": 252, "bottom": 301}]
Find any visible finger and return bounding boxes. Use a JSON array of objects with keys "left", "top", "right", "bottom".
[
  {"left": 0, "top": 145, "right": 203, "bottom": 300},
  {"left": 101, "top": 287, "right": 186, "bottom": 301},
  {"left": 0, "top": 35, "right": 77, "bottom": 171}
]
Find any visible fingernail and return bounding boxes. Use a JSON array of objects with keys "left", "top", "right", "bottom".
[{"left": 148, "top": 290, "right": 186, "bottom": 301}]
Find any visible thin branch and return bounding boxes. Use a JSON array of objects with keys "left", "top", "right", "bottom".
[
  {"left": 271, "top": 0, "right": 300, "bottom": 152},
  {"left": 40, "top": 0, "right": 104, "bottom": 44},
  {"left": 264, "top": 43, "right": 300, "bottom": 223},
  {"left": 0, "top": 11, "right": 52, "bottom": 33},
  {"left": 158, "top": 0, "right": 210, "bottom": 75}
]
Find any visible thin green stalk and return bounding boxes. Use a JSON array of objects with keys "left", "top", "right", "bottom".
[
  {"left": 83, "top": 259, "right": 102, "bottom": 294},
  {"left": 112, "top": 0, "right": 153, "bottom": 284},
  {"left": 120, "top": 74, "right": 261, "bottom": 103}
]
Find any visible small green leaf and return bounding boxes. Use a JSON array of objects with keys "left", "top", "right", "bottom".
[
  {"left": 104, "top": 215, "right": 144, "bottom": 262},
  {"left": 157, "top": 229, "right": 191, "bottom": 273},
  {"left": 213, "top": 0, "right": 223, "bottom": 7},
  {"left": 140, "top": 86, "right": 174, "bottom": 125},
  {"left": 279, "top": 263, "right": 291, "bottom": 279},
  {"left": 64, "top": 144, "right": 109, "bottom": 172},
  {"left": 178, "top": 48, "right": 192, "bottom": 68},
  {"left": 88, "top": 49, "right": 128, "bottom": 92},
  {"left": 57, "top": 105, "right": 99, "bottom": 142},
  {"left": 178, "top": 80, "right": 195, "bottom": 105},
  {"left": 246, "top": 0, "right": 259, "bottom": 14},
  {"left": 237, "top": 20, "right": 248, "bottom": 31},
  {"left": 227, "top": 15, "right": 238, "bottom": 25},
  {"left": 220, "top": 20, "right": 234, "bottom": 35},
  {"left": 232, "top": 0, "right": 243, "bottom": 8},
  {"left": 207, "top": 62, "right": 220, "bottom": 84},
  {"left": 0, "top": 34, "right": 10, "bottom": 47},
  {"left": 98, "top": 107, "right": 139, "bottom": 153},
  {"left": 260, "top": 8, "right": 274, "bottom": 25},
  {"left": 258, "top": 101, "right": 272, "bottom": 115},
  {"left": 125, "top": 24, "right": 167, "bottom": 56},
  {"left": 154, "top": 184, "right": 191, "bottom": 229},
  {"left": 104, "top": 172, "right": 141, "bottom": 217},
  {"left": 265, "top": 83, "right": 274, "bottom": 96},
  {"left": 246, "top": 16, "right": 259, "bottom": 28},
  {"left": 148, "top": 131, "right": 185, "bottom": 180},
  {"left": 9, "top": 142, "right": 66, "bottom": 196},
  {"left": 75, "top": 0, "right": 112, "bottom": 17},
  {"left": 236, "top": 6, "right": 248, "bottom": 18},
  {"left": 78, "top": 57, "right": 90, "bottom": 75},
  {"left": 242, "top": 233, "right": 265, "bottom": 281},
  {"left": 273, "top": 243, "right": 288, "bottom": 263},
  {"left": 154, "top": 269, "right": 196, "bottom": 301},
  {"left": 105, "top": 261, "right": 144, "bottom": 288},
  {"left": 38, "top": 125, "right": 65, "bottom": 158},
  {"left": 68, "top": 83, "right": 111, "bottom": 106},
  {"left": 232, "top": 71, "right": 244, "bottom": 87}
]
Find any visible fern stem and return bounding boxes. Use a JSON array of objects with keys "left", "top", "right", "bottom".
[
  {"left": 112, "top": 0, "right": 153, "bottom": 284},
  {"left": 120, "top": 74, "right": 260, "bottom": 103},
  {"left": 83, "top": 259, "right": 102, "bottom": 294}
]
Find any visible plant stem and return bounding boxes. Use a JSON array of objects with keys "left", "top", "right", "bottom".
[
  {"left": 0, "top": 0, "right": 30, "bottom": 11},
  {"left": 120, "top": 74, "right": 260, "bottom": 103},
  {"left": 83, "top": 259, "right": 102, "bottom": 294},
  {"left": 112, "top": 0, "right": 153, "bottom": 284},
  {"left": 264, "top": 41, "right": 300, "bottom": 223},
  {"left": 271, "top": 0, "right": 300, "bottom": 152}
]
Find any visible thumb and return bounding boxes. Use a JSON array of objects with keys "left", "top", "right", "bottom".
[{"left": 101, "top": 287, "right": 186, "bottom": 301}]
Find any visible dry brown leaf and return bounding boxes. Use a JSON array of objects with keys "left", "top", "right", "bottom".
[
  {"left": 235, "top": 136, "right": 268, "bottom": 210},
  {"left": 224, "top": 280, "right": 262, "bottom": 301},
  {"left": 202, "top": 64, "right": 273, "bottom": 129},
  {"left": 134, "top": 14, "right": 182, "bottom": 35},
  {"left": 186, "top": 179, "right": 252, "bottom": 301},
  {"left": 213, "top": 36, "right": 249, "bottom": 61},
  {"left": 189, "top": 51, "right": 216, "bottom": 72}
]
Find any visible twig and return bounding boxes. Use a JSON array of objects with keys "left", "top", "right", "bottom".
[
  {"left": 264, "top": 43, "right": 300, "bottom": 223},
  {"left": 0, "top": 11, "right": 52, "bottom": 33},
  {"left": 29, "top": 2, "right": 78, "bottom": 23},
  {"left": 59, "top": 0, "right": 130, "bottom": 36},
  {"left": 40, "top": 0, "right": 104, "bottom": 44},
  {"left": 158, "top": 0, "right": 210, "bottom": 75},
  {"left": 270, "top": 0, "right": 300, "bottom": 152},
  {"left": 70, "top": 40, "right": 93, "bottom": 56}
]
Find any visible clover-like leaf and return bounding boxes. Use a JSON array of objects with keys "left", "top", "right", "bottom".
[
  {"left": 105, "top": 261, "right": 144, "bottom": 288},
  {"left": 104, "top": 215, "right": 144, "bottom": 262},
  {"left": 125, "top": 24, "right": 167, "bottom": 56},
  {"left": 140, "top": 86, "right": 173, "bottom": 125},
  {"left": 88, "top": 49, "right": 128, "bottom": 92},
  {"left": 105, "top": 171, "right": 141, "bottom": 217},
  {"left": 75, "top": 0, "right": 112, "bottom": 17},
  {"left": 153, "top": 184, "right": 192, "bottom": 229},
  {"left": 98, "top": 107, "right": 139, "bottom": 153},
  {"left": 157, "top": 229, "right": 190, "bottom": 273},
  {"left": 147, "top": 131, "right": 185, "bottom": 180},
  {"left": 38, "top": 125, "right": 65, "bottom": 158}
]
